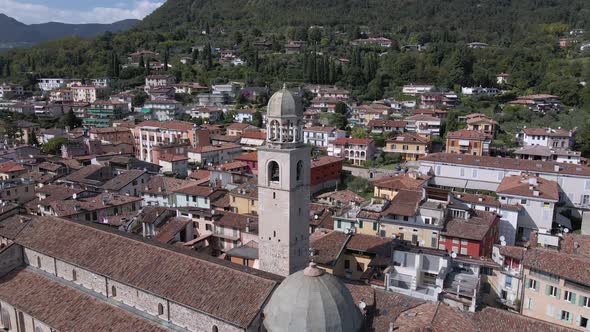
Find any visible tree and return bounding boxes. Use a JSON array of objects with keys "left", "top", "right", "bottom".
[
  {"left": 309, "top": 28, "right": 322, "bottom": 44},
  {"left": 42, "top": 137, "right": 67, "bottom": 155},
  {"left": 164, "top": 47, "right": 169, "bottom": 71},
  {"left": 132, "top": 91, "right": 149, "bottom": 107},
  {"left": 139, "top": 55, "right": 145, "bottom": 68},
  {"left": 224, "top": 110, "right": 237, "bottom": 124},
  {"left": 252, "top": 110, "right": 263, "bottom": 127},
  {"left": 351, "top": 127, "right": 367, "bottom": 139},
  {"left": 233, "top": 31, "right": 243, "bottom": 45},
  {"left": 28, "top": 131, "right": 39, "bottom": 146},
  {"left": 347, "top": 176, "right": 370, "bottom": 193},
  {"left": 335, "top": 101, "right": 348, "bottom": 114},
  {"left": 60, "top": 110, "right": 81, "bottom": 129},
  {"left": 330, "top": 113, "right": 348, "bottom": 130}
]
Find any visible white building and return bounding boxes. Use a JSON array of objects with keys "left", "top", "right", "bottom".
[
  {"left": 402, "top": 84, "right": 434, "bottom": 96},
  {"left": 0, "top": 83, "right": 24, "bottom": 99},
  {"left": 91, "top": 78, "right": 113, "bottom": 88},
  {"left": 38, "top": 78, "right": 68, "bottom": 91},
  {"left": 142, "top": 100, "right": 182, "bottom": 121},
  {"left": 71, "top": 85, "right": 109, "bottom": 103},
  {"left": 145, "top": 75, "right": 175, "bottom": 89},
  {"left": 516, "top": 127, "right": 573, "bottom": 149},
  {"left": 302, "top": 126, "right": 346, "bottom": 148},
  {"left": 405, "top": 114, "right": 441, "bottom": 137},
  {"left": 461, "top": 87, "right": 499, "bottom": 96}
]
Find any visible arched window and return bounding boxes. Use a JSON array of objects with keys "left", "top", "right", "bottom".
[
  {"left": 296, "top": 160, "right": 303, "bottom": 182},
  {"left": 111, "top": 285, "right": 117, "bottom": 297},
  {"left": 269, "top": 161, "right": 280, "bottom": 182},
  {"left": 158, "top": 303, "right": 164, "bottom": 315},
  {"left": 212, "top": 326, "right": 218, "bottom": 332}
]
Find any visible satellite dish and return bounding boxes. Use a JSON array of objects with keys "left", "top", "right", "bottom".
[
  {"left": 451, "top": 252, "right": 457, "bottom": 259},
  {"left": 72, "top": 193, "right": 77, "bottom": 200},
  {"left": 499, "top": 235, "right": 506, "bottom": 242},
  {"left": 564, "top": 228, "right": 570, "bottom": 233},
  {"left": 500, "top": 240, "right": 507, "bottom": 246},
  {"left": 358, "top": 301, "right": 367, "bottom": 310}
]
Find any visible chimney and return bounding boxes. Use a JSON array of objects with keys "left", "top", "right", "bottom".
[
  {"left": 158, "top": 186, "right": 163, "bottom": 193},
  {"left": 554, "top": 165, "right": 561, "bottom": 172},
  {"left": 389, "top": 323, "right": 394, "bottom": 332},
  {"left": 533, "top": 190, "right": 540, "bottom": 197},
  {"left": 478, "top": 197, "right": 483, "bottom": 202}
]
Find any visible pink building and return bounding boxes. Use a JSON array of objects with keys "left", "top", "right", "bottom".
[{"left": 328, "top": 138, "right": 376, "bottom": 166}]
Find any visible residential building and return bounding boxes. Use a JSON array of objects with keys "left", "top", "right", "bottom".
[
  {"left": 233, "top": 108, "right": 258, "bottom": 123},
  {"left": 328, "top": 138, "right": 376, "bottom": 166},
  {"left": 420, "top": 92, "right": 459, "bottom": 109},
  {"left": 521, "top": 233, "right": 590, "bottom": 330},
  {"left": 188, "top": 143, "right": 243, "bottom": 165},
  {"left": 351, "top": 37, "right": 393, "bottom": 48},
  {"left": 367, "top": 119, "right": 407, "bottom": 134},
  {"left": 89, "top": 127, "right": 134, "bottom": 145},
  {"left": 509, "top": 95, "right": 563, "bottom": 113},
  {"left": 240, "top": 131, "right": 266, "bottom": 151},
  {"left": 49, "top": 89, "right": 74, "bottom": 102},
  {"left": 173, "top": 183, "right": 216, "bottom": 209},
  {"left": 227, "top": 123, "right": 257, "bottom": 137},
  {"left": 515, "top": 146, "right": 583, "bottom": 165},
  {"left": 439, "top": 209, "right": 500, "bottom": 257},
  {"left": 487, "top": 244, "right": 526, "bottom": 311},
  {"left": 141, "top": 100, "right": 182, "bottom": 121},
  {"left": 384, "top": 133, "right": 431, "bottom": 161},
  {"left": 43, "top": 192, "right": 142, "bottom": 222},
  {"left": 316, "top": 190, "right": 364, "bottom": 208},
  {"left": 101, "top": 169, "right": 150, "bottom": 196},
  {"left": 497, "top": 174, "right": 559, "bottom": 241},
  {"left": 412, "top": 108, "right": 448, "bottom": 120},
  {"left": 133, "top": 120, "right": 210, "bottom": 163},
  {"left": 188, "top": 107, "right": 224, "bottom": 122},
  {"left": 405, "top": 114, "right": 441, "bottom": 137},
  {"left": 0, "top": 161, "right": 26, "bottom": 180},
  {"left": 497, "top": 73, "right": 510, "bottom": 85},
  {"left": 350, "top": 104, "right": 390, "bottom": 125},
  {"left": 0, "top": 83, "right": 23, "bottom": 99},
  {"left": 91, "top": 78, "right": 112, "bottom": 88},
  {"left": 71, "top": 85, "right": 109, "bottom": 103},
  {"left": 158, "top": 154, "right": 189, "bottom": 177},
  {"left": 310, "top": 155, "right": 343, "bottom": 194},
  {"left": 402, "top": 84, "right": 435, "bottom": 95},
  {"left": 145, "top": 75, "right": 175, "bottom": 89},
  {"left": 517, "top": 127, "right": 574, "bottom": 149},
  {"left": 461, "top": 87, "right": 499, "bottom": 96},
  {"left": 234, "top": 151, "right": 259, "bottom": 174},
  {"left": 446, "top": 129, "right": 492, "bottom": 156},
  {"left": 308, "top": 97, "right": 339, "bottom": 113},
  {"left": 8, "top": 103, "right": 34, "bottom": 115},
  {"left": 303, "top": 126, "right": 346, "bottom": 148},
  {"left": 213, "top": 212, "right": 258, "bottom": 255},
  {"left": 229, "top": 179, "right": 258, "bottom": 215},
  {"left": 37, "top": 78, "right": 68, "bottom": 91},
  {"left": 420, "top": 152, "right": 590, "bottom": 213},
  {"left": 465, "top": 113, "right": 498, "bottom": 136},
  {"left": 372, "top": 173, "right": 431, "bottom": 200},
  {"left": 0, "top": 178, "right": 35, "bottom": 204},
  {"left": 147, "top": 86, "right": 175, "bottom": 100},
  {"left": 84, "top": 100, "right": 130, "bottom": 128},
  {"left": 142, "top": 176, "right": 191, "bottom": 207}
]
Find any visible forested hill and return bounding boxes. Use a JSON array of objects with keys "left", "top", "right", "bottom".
[{"left": 135, "top": 0, "right": 590, "bottom": 43}]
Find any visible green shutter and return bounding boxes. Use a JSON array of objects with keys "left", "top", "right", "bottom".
[
  {"left": 545, "top": 285, "right": 550, "bottom": 295},
  {"left": 556, "top": 288, "right": 561, "bottom": 299},
  {"left": 579, "top": 296, "right": 586, "bottom": 307},
  {"left": 534, "top": 280, "right": 539, "bottom": 291},
  {"left": 570, "top": 293, "right": 576, "bottom": 305},
  {"left": 372, "top": 222, "right": 377, "bottom": 231},
  {"left": 359, "top": 220, "right": 363, "bottom": 228}
]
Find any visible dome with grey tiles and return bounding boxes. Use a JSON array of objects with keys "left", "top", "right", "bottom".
[
  {"left": 263, "top": 263, "right": 363, "bottom": 332},
  {"left": 267, "top": 84, "right": 303, "bottom": 119}
]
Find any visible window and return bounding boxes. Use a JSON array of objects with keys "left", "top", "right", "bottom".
[
  {"left": 581, "top": 295, "right": 590, "bottom": 308},
  {"left": 505, "top": 275, "right": 513, "bottom": 289},
  {"left": 337, "top": 221, "right": 342, "bottom": 229},
  {"left": 460, "top": 247, "right": 468, "bottom": 255},
  {"left": 372, "top": 222, "right": 377, "bottom": 231},
  {"left": 344, "top": 259, "right": 351, "bottom": 270},
  {"left": 296, "top": 160, "right": 303, "bottom": 182},
  {"left": 37, "top": 256, "right": 41, "bottom": 268},
  {"left": 72, "top": 269, "right": 77, "bottom": 281},
  {"left": 358, "top": 220, "right": 364, "bottom": 229},
  {"left": 0, "top": 307, "right": 11, "bottom": 330},
  {"left": 561, "top": 310, "right": 571, "bottom": 322},
  {"left": 527, "top": 278, "right": 538, "bottom": 290},
  {"left": 521, "top": 199, "right": 527, "bottom": 205},
  {"left": 424, "top": 217, "right": 433, "bottom": 225},
  {"left": 580, "top": 316, "right": 589, "bottom": 328},
  {"left": 158, "top": 303, "right": 164, "bottom": 315},
  {"left": 546, "top": 285, "right": 560, "bottom": 297},
  {"left": 212, "top": 326, "right": 218, "bottom": 332},
  {"left": 273, "top": 192, "right": 276, "bottom": 199},
  {"left": 525, "top": 298, "right": 534, "bottom": 310},
  {"left": 111, "top": 285, "right": 117, "bottom": 297},
  {"left": 17, "top": 312, "right": 25, "bottom": 332},
  {"left": 564, "top": 291, "right": 575, "bottom": 304},
  {"left": 269, "top": 161, "right": 280, "bottom": 182},
  {"left": 460, "top": 168, "right": 465, "bottom": 177},
  {"left": 472, "top": 169, "right": 478, "bottom": 178}
]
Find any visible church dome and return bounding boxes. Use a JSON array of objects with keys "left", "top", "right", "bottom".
[
  {"left": 263, "top": 263, "right": 363, "bottom": 332},
  {"left": 267, "top": 85, "right": 303, "bottom": 118}
]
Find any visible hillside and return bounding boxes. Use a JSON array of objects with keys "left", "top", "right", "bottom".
[{"left": 0, "top": 13, "right": 139, "bottom": 46}]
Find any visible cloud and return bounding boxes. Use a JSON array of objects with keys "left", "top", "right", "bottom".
[{"left": 0, "top": 0, "right": 163, "bottom": 24}]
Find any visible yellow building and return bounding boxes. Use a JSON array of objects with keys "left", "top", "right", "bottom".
[
  {"left": 229, "top": 180, "right": 258, "bottom": 215},
  {"left": 372, "top": 172, "right": 430, "bottom": 200},
  {"left": 383, "top": 133, "right": 431, "bottom": 161}
]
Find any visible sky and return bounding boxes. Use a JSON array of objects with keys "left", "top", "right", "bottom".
[{"left": 0, "top": 0, "right": 164, "bottom": 24}]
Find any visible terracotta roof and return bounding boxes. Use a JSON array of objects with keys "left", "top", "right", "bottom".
[
  {"left": 230, "top": 179, "right": 258, "bottom": 199},
  {"left": 367, "top": 119, "right": 407, "bottom": 128},
  {"left": 49, "top": 193, "right": 142, "bottom": 217},
  {"left": 309, "top": 204, "right": 335, "bottom": 229},
  {"left": 136, "top": 120, "right": 194, "bottom": 131},
  {"left": 138, "top": 206, "right": 171, "bottom": 225},
  {"left": 514, "top": 145, "right": 555, "bottom": 157},
  {"left": 174, "top": 183, "right": 215, "bottom": 196},
  {"left": 388, "top": 133, "right": 430, "bottom": 144},
  {"left": 383, "top": 190, "right": 423, "bottom": 217},
  {"left": 227, "top": 123, "right": 254, "bottom": 130},
  {"left": 210, "top": 134, "right": 242, "bottom": 143},
  {"left": 143, "top": 176, "right": 192, "bottom": 194},
  {"left": 346, "top": 234, "right": 392, "bottom": 257},
  {"left": 447, "top": 129, "right": 491, "bottom": 140},
  {"left": 442, "top": 211, "right": 498, "bottom": 241},
  {"left": 372, "top": 290, "right": 426, "bottom": 332},
  {"left": 496, "top": 174, "right": 559, "bottom": 201},
  {"left": 472, "top": 306, "right": 576, "bottom": 332},
  {"left": 189, "top": 143, "right": 242, "bottom": 153},
  {"left": 304, "top": 126, "right": 340, "bottom": 133},
  {"left": 62, "top": 164, "right": 109, "bottom": 185},
  {"left": 159, "top": 154, "right": 189, "bottom": 162},
  {"left": 331, "top": 137, "right": 374, "bottom": 145},
  {"left": 90, "top": 127, "right": 131, "bottom": 134},
  {"left": 413, "top": 108, "right": 448, "bottom": 115},
  {"left": 522, "top": 247, "right": 590, "bottom": 285},
  {"left": 0, "top": 161, "right": 25, "bottom": 173},
  {"left": 405, "top": 114, "right": 440, "bottom": 122},
  {"left": 235, "top": 151, "right": 258, "bottom": 162},
  {"left": 372, "top": 173, "right": 430, "bottom": 191},
  {"left": 0, "top": 268, "right": 167, "bottom": 332},
  {"left": 1, "top": 215, "right": 280, "bottom": 328},
  {"left": 310, "top": 230, "right": 349, "bottom": 265},
  {"left": 317, "top": 189, "right": 364, "bottom": 205},
  {"left": 38, "top": 161, "right": 63, "bottom": 172},
  {"left": 154, "top": 217, "right": 192, "bottom": 243},
  {"left": 497, "top": 245, "right": 526, "bottom": 260},
  {"left": 215, "top": 212, "right": 258, "bottom": 233},
  {"left": 451, "top": 192, "right": 521, "bottom": 212},
  {"left": 189, "top": 169, "right": 211, "bottom": 180},
  {"left": 102, "top": 170, "right": 146, "bottom": 191},
  {"left": 311, "top": 155, "right": 344, "bottom": 168},
  {"left": 241, "top": 130, "right": 266, "bottom": 140},
  {"left": 465, "top": 113, "right": 497, "bottom": 125},
  {"left": 522, "top": 127, "right": 571, "bottom": 137},
  {"left": 420, "top": 153, "right": 590, "bottom": 177}
]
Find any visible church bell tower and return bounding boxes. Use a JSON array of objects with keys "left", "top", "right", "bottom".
[{"left": 258, "top": 85, "right": 310, "bottom": 277}]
